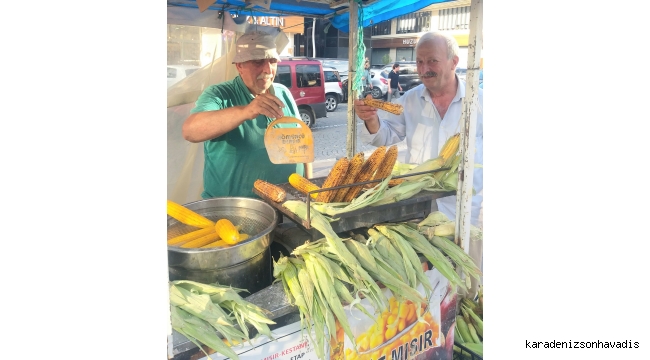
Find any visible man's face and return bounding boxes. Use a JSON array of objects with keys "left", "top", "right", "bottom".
[
  {"left": 416, "top": 38, "right": 459, "bottom": 92},
  {"left": 394, "top": 66, "right": 400, "bottom": 73},
  {"left": 236, "top": 58, "right": 278, "bottom": 95}
]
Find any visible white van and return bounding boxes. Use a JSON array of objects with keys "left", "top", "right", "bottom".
[{"left": 323, "top": 66, "right": 344, "bottom": 112}]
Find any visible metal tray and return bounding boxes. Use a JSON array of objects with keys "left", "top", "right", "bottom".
[{"left": 254, "top": 173, "right": 454, "bottom": 238}]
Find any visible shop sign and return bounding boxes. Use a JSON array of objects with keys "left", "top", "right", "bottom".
[{"left": 402, "top": 39, "right": 417, "bottom": 45}]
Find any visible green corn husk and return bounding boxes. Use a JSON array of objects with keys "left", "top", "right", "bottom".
[
  {"left": 344, "top": 238, "right": 427, "bottom": 305},
  {"left": 387, "top": 224, "right": 467, "bottom": 291},
  {"left": 427, "top": 235, "right": 482, "bottom": 281},
  {"left": 401, "top": 156, "right": 446, "bottom": 182},
  {"left": 283, "top": 200, "right": 388, "bottom": 312},
  {"left": 462, "top": 305, "right": 483, "bottom": 337},
  {"left": 170, "top": 306, "right": 240, "bottom": 360},
  {"left": 367, "top": 230, "right": 409, "bottom": 284},
  {"left": 370, "top": 177, "right": 434, "bottom": 206},
  {"left": 332, "top": 278, "right": 375, "bottom": 320},
  {"left": 462, "top": 342, "right": 483, "bottom": 357},
  {"left": 417, "top": 211, "right": 451, "bottom": 228},
  {"left": 307, "top": 253, "right": 358, "bottom": 351}
]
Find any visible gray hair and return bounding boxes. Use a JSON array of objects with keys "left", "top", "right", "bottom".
[{"left": 415, "top": 32, "right": 459, "bottom": 60}]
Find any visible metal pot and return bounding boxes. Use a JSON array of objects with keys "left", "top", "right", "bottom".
[{"left": 167, "top": 197, "right": 277, "bottom": 294}]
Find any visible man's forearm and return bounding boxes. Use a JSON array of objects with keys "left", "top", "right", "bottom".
[
  {"left": 182, "top": 106, "right": 253, "bottom": 143},
  {"left": 363, "top": 115, "right": 381, "bottom": 134}
]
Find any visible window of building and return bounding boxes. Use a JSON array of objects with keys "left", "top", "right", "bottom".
[
  {"left": 167, "top": 25, "right": 202, "bottom": 66},
  {"left": 396, "top": 11, "right": 431, "bottom": 34},
  {"left": 371, "top": 20, "right": 391, "bottom": 36},
  {"left": 438, "top": 6, "right": 470, "bottom": 30}
]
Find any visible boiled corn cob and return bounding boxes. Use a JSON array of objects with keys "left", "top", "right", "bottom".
[
  {"left": 439, "top": 133, "right": 460, "bottom": 161},
  {"left": 180, "top": 231, "right": 221, "bottom": 248},
  {"left": 362, "top": 98, "right": 404, "bottom": 115},
  {"left": 317, "top": 157, "right": 350, "bottom": 203},
  {"left": 253, "top": 179, "right": 286, "bottom": 202},
  {"left": 289, "top": 173, "right": 320, "bottom": 199},
  {"left": 167, "top": 200, "right": 215, "bottom": 229},
  {"left": 215, "top": 219, "right": 241, "bottom": 245},
  {"left": 332, "top": 152, "right": 365, "bottom": 203},
  {"left": 366, "top": 145, "right": 398, "bottom": 188},
  {"left": 342, "top": 146, "right": 386, "bottom": 202},
  {"left": 168, "top": 227, "right": 215, "bottom": 246},
  {"left": 200, "top": 239, "right": 229, "bottom": 249}
]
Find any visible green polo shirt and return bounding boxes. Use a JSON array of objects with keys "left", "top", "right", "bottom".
[{"left": 190, "top": 75, "right": 304, "bottom": 199}]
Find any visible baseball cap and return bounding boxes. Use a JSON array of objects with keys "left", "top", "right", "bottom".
[{"left": 232, "top": 31, "right": 281, "bottom": 64}]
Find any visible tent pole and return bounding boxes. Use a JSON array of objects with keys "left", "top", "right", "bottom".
[
  {"left": 346, "top": 1, "right": 359, "bottom": 159},
  {"left": 455, "top": 0, "right": 482, "bottom": 298}
]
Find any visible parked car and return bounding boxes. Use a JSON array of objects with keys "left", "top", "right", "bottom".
[
  {"left": 167, "top": 65, "right": 200, "bottom": 88},
  {"left": 380, "top": 61, "right": 421, "bottom": 95},
  {"left": 369, "top": 70, "right": 389, "bottom": 99},
  {"left": 275, "top": 58, "right": 328, "bottom": 128},
  {"left": 323, "top": 67, "right": 343, "bottom": 112}
]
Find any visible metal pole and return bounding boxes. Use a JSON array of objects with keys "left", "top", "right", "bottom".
[
  {"left": 455, "top": 0, "right": 482, "bottom": 297},
  {"left": 346, "top": 1, "right": 358, "bottom": 159},
  {"left": 312, "top": 18, "right": 316, "bottom": 57}
]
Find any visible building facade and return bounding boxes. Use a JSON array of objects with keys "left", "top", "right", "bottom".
[{"left": 292, "top": 0, "right": 478, "bottom": 68}]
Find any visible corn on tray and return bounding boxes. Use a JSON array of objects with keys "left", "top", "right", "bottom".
[{"left": 253, "top": 176, "right": 455, "bottom": 238}]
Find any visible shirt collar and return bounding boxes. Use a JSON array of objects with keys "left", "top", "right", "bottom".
[{"left": 418, "top": 74, "right": 465, "bottom": 103}]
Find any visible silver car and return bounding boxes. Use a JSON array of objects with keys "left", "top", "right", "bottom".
[{"left": 368, "top": 70, "right": 389, "bottom": 99}]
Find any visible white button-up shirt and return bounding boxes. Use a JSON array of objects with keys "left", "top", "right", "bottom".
[{"left": 360, "top": 78, "right": 483, "bottom": 225}]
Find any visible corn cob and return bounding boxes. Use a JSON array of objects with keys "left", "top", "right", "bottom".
[
  {"left": 362, "top": 98, "right": 404, "bottom": 115},
  {"left": 168, "top": 227, "right": 215, "bottom": 246},
  {"left": 439, "top": 133, "right": 460, "bottom": 161},
  {"left": 388, "top": 178, "right": 404, "bottom": 187},
  {"left": 167, "top": 200, "right": 215, "bottom": 229},
  {"left": 342, "top": 146, "right": 386, "bottom": 202},
  {"left": 253, "top": 179, "right": 286, "bottom": 203},
  {"left": 215, "top": 219, "right": 241, "bottom": 245},
  {"left": 317, "top": 157, "right": 350, "bottom": 203},
  {"left": 288, "top": 173, "right": 320, "bottom": 199},
  {"left": 180, "top": 231, "right": 221, "bottom": 248},
  {"left": 332, "top": 152, "right": 365, "bottom": 202},
  {"left": 200, "top": 239, "right": 229, "bottom": 249},
  {"left": 366, "top": 145, "right": 398, "bottom": 189}
]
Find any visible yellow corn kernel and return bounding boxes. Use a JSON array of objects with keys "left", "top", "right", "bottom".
[
  {"left": 440, "top": 133, "right": 461, "bottom": 161},
  {"left": 369, "top": 332, "right": 384, "bottom": 350},
  {"left": 332, "top": 152, "right": 365, "bottom": 202},
  {"left": 405, "top": 303, "right": 417, "bottom": 325},
  {"left": 200, "top": 239, "right": 229, "bottom": 249},
  {"left": 356, "top": 333, "right": 368, "bottom": 352},
  {"left": 167, "top": 227, "right": 215, "bottom": 246},
  {"left": 343, "top": 146, "right": 386, "bottom": 202},
  {"left": 180, "top": 231, "right": 221, "bottom": 248},
  {"left": 397, "top": 317, "right": 406, "bottom": 332},
  {"left": 214, "top": 219, "right": 240, "bottom": 245},
  {"left": 288, "top": 173, "right": 320, "bottom": 199},
  {"left": 167, "top": 200, "right": 215, "bottom": 228},
  {"left": 253, "top": 179, "right": 286, "bottom": 203},
  {"left": 398, "top": 302, "right": 409, "bottom": 320},
  {"left": 385, "top": 315, "right": 398, "bottom": 340},
  {"left": 362, "top": 98, "right": 404, "bottom": 115},
  {"left": 317, "top": 157, "right": 350, "bottom": 203},
  {"left": 367, "top": 145, "right": 398, "bottom": 188}
]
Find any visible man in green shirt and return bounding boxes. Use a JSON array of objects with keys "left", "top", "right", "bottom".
[{"left": 183, "top": 31, "right": 312, "bottom": 199}]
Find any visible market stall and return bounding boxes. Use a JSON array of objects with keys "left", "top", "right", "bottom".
[{"left": 166, "top": 0, "right": 483, "bottom": 359}]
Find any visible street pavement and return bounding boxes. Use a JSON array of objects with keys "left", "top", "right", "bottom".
[{"left": 311, "top": 103, "right": 408, "bottom": 177}]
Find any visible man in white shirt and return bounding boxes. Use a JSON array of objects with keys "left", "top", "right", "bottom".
[{"left": 355, "top": 32, "right": 483, "bottom": 226}]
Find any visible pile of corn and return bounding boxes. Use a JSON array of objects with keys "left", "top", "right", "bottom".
[
  {"left": 278, "top": 201, "right": 483, "bottom": 360},
  {"left": 454, "top": 288, "right": 483, "bottom": 358},
  {"left": 166, "top": 200, "right": 249, "bottom": 249},
  {"left": 169, "top": 280, "right": 276, "bottom": 360}
]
